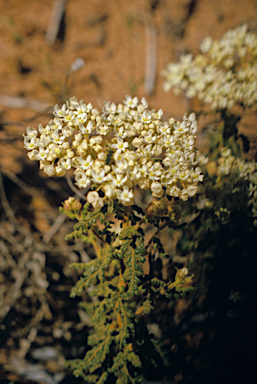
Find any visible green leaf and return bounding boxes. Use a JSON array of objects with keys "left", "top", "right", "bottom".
[
  {"left": 142, "top": 299, "right": 153, "bottom": 314},
  {"left": 96, "top": 371, "right": 109, "bottom": 384},
  {"left": 70, "top": 259, "right": 104, "bottom": 297},
  {"left": 74, "top": 208, "right": 105, "bottom": 232},
  {"left": 72, "top": 335, "right": 112, "bottom": 377},
  {"left": 152, "top": 237, "right": 165, "bottom": 255},
  {"left": 113, "top": 201, "right": 124, "bottom": 220},
  {"left": 123, "top": 238, "right": 146, "bottom": 295},
  {"left": 119, "top": 226, "right": 141, "bottom": 240}
]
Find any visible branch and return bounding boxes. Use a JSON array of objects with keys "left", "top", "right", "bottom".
[{"left": 45, "top": 0, "right": 67, "bottom": 46}]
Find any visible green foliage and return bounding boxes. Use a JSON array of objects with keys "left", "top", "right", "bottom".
[
  {"left": 62, "top": 195, "right": 195, "bottom": 383},
  {"left": 74, "top": 208, "right": 106, "bottom": 232},
  {"left": 122, "top": 237, "right": 145, "bottom": 296}
]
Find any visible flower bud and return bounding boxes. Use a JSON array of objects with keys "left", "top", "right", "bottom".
[
  {"left": 87, "top": 191, "right": 104, "bottom": 209},
  {"left": 92, "top": 108, "right": 100, "bottom": 117},
  {"left": 62, "top": 197, "right": 82, "bottom": 219},
  {"left": 66, "top": 150, "right": 75, "bottom": 158},
  {"left": 62, "top": 142, "right": 70, "bottom": 149},
  {"left": 44, "top": 164, "right": 55, "bottom": 177},
  {"left": 55, "top": 165, "right": 66, "bottom": 176},
  {"left": 151, "top": 182, "right": 164, "bottom": 198}
]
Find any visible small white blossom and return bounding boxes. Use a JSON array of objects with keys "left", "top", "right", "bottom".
[
  {"left": 75, "top": 173, "right": 91, "bottom": 188},
  {"left": 124, "top": 95, "right": 138, "bottom": 108},
  {"left": 110, "top": 136, "right": 129, "bottom": 153},
  {"left": 117, "top": 186, "right": 134, "bottom": 205}
]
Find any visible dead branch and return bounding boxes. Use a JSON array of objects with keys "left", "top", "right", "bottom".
[
  {"left": 45, "top": 0, "right": 67, "bottom": 46},
  {"left": 42, "top": 212, "right": 66, "bottom": 245},
  {"left": 0, "top": 94, "right": 52, "bottom": 112},
  {"left": 3, "top": 171, "right": 41, "bottom": 198},
  {"left": 144, "top": 23, "right": 157, "bottom": 95}
]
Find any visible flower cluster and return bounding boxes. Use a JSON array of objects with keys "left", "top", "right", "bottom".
[
  {"left": 24, "top": 96, "right": 203, "bottom": 206},
  {"left": 163, "top": 25, "right": 257, "bottom": 110},
  {"left": 217, "top": 148, "right": 257, "bottom": 224}
]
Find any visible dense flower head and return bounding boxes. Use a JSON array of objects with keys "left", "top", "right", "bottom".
[
  {"left": 24, "top": 96, "right": 203, "bottom": 206},
  {"left": 163, "top": 25, "right": 257, "bottom": 110}
]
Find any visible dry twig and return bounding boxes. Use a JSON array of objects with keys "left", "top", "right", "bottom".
[
  {"left": 144, "top": 23, "right": 157, "bottom": 95},
  {"left": 45, "top": 0, "right": 67, "bottom": 46},
  {"left": 0, "top": 94, "right": 52, "bottom": 112}
]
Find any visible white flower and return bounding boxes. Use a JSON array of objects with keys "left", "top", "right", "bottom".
[
  {"left": 200, "top": 37, "right": 213, "bottom": 53},
  {"left": 59, "top": 157, "right": 72, "bottom": 170},
  {"left": 110, "top": 136, "right": 129, "bottom": 153},
  {"left": 144, "top": 133, "right": 157, "bottom": 144},
  {"left": 38, "top": 124, "right": 50, "bottom": 135},
  {"left": 138, "top": 178, "right": 150, "bottom": 190},
  {"left": 92, "top": 169, "right": 107, "bottom": 184},
  {"left": 75, "top": 173, "right": 91, "bottom": 188},
  {"left": 24, "top": 137, "right": 38, "bottom": 150},
  {"left": 26, "top": 127, "right": 38, "bottom": 138},
  {"left": 55, "top": 165, "right": 66, "bottom": 176},
  {"left": 27, "top": 149, "right": 39, "bottom": 161},
  {"left": 161, "top": 171, "right": 174, "bottom": 186},
  {"left": 52, "top": 130, "right": 66, "bottom": 145},
  {"left": 141, "top": 111, "right": 152, "bottom": 124},
  {"left": 152, "top": 109, "right": 163, "bottom": 119},
  {"left": 75, "top": 113, "right": 88, "bottom": 124},
  {"left": 74, "top": 102, "right": 87, "bottom": 115},
  {"left": 96, "top": 123, "right": 109, "bottom": 135},
  {"left": 124, "top": 95, "right": 138, "bottom": 108},
  {"left": 35, "top": 146, "right": 49, "bottom": 161},
  {"left": 141, "top": 97, "right": 148, "bottom": 108},
  {"left": 117, "top": 186, "right": 134, "bottom": 205},
  {"left": 158, "top": 122, "right": 171, "bottom": 135},
  {"left": 148, "top": 164, "right": 162, "bottom": 181},
  {"left": 112, "top": 158, "right": 128, "bottom": 174},
  {"left": 190, "top": 168, "right": 204, "bottom": 182},
  {"left": 78, "top": 155, "right": 93, "bottom": 171},
  {"left": 110, "top": 174, "right": 128, "bottom": 187},
  {"left": 54, "top": 104, "right": 66, "bottom": 118},
  {"left": 162, "top": 135, "right": 175, "bottom": 148},
  {"left": 79, "top": 121, "right": 94, "bottom": 134},
  {"left": 104, "top": 101, "right": 117, "bottom": 114},
  {"left": 178, "top": 169, "right": 190, "bottom": 181}
]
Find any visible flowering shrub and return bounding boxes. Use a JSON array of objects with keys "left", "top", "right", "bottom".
[
  {"left": 24, "top": 96, "right": 202, "bottom": 383},
  {"left": 161, "top": 27, "right": 257, "bottom": 381},
  {"left": 163, "top": 25, "right": 257, "bottom": 110},
  {"left": 163, "top": 24, "right": 257, "bottom": 225}
]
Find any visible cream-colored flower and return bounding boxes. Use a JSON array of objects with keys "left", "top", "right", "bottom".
[
  {"left": 110, "top": 136, "right": 129, "bottom": 153},
  {"left": 24, "top": 95, "right": 203, "bottom": 205},
  {"left": 117, "top": 186, "right": 134, "bottom": 206},
  {"left": 124, "top": 95, "right": 138, "bottom": 108}
]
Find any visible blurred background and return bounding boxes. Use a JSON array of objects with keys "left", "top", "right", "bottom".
[{"left": 0, "top": 1, "right": 257, "bottom": 383}]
